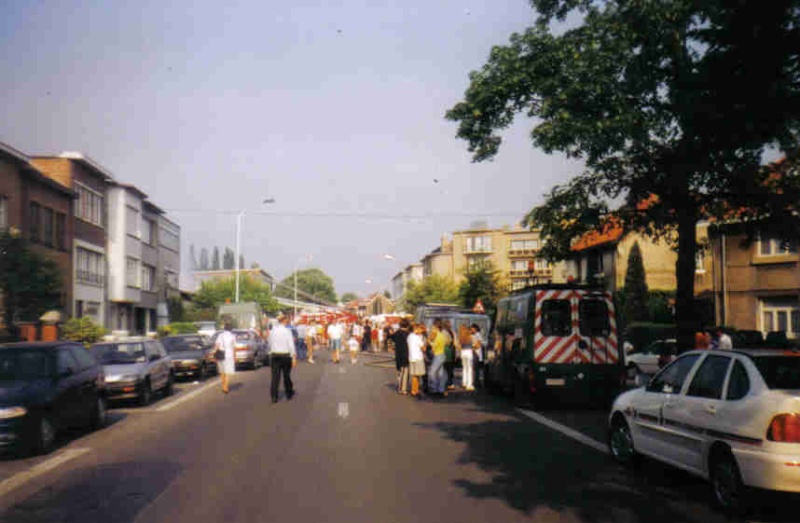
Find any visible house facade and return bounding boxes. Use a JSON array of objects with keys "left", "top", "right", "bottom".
[{"left": 391, "top": 262, "right": 423, "bottom": 300}]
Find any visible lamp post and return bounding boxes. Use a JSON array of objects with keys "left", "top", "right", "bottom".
[{"left": 235, "top": 198, "right": 275, "bottom": 304}]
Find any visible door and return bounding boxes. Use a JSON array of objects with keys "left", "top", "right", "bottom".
[
  {"left": 68, "top": 345, "right": 101, "bottom": 419},
  {"left": 144, "top": 341, "right": 166, "bottom": 390},
  {"left": 55, "top": 348, "right": 82, "bottom": 428},
  {"left": 632, "top": 354, "right": 701, "bottom": 459}
]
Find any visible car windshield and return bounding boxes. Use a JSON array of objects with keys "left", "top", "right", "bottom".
[
  {"left": 162, "top": 337, "right": 206, "bottom": 353},
  {"left": 90, "top": 343, "right": 144, "bottom": 364},
  {"left": 0, "top": 350, "right": 53, "bottom": 380},
  {"left": 753, "top": 356, "right": 800, "bottom": 389}
]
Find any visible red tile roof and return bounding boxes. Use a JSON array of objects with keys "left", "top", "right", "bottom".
[{"left": 570, "top": 218, "right": 624, "bottom": 251}]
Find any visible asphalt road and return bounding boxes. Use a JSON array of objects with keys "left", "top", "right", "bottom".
[{"left": 0, "top": 352, "right": 797, "bottom": 523}]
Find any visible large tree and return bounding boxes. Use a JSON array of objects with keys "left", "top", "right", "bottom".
[
  {"left": 275, "top": 268, "right": 337, "bottom": 305},
  {"left": 192, "top": 276, "right": 280, "bottom": 316},
  {"left": 401, "top": 275, "right": 460, "bottom": 315},
  {"left": 458, "top": 260, "right": 505, "bottom": 320},
  {"left": 340, "top": 292, "right": 359, "bottom": 303},
  {"left": 447, "top": 0, "right": 800, "bottom": 349},
  {"left": 0, "top": 231, "right": 63, "bottom": 335}
]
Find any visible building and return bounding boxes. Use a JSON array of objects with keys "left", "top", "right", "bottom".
[
  {"left": 31, "top": 152, "right": 114, "bottom": 326},
  {"left": 157, "top": 213, "right": 181, "bottom": 327},
  {"left": 1, "top": 142, "right": 74, "bottom": 327},
  {"left": 391, "top": 262, "right": 423, "bottom": 300}
]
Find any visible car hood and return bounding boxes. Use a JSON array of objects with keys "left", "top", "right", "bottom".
[
  {"left": 169, "top": 350, "right": 207, "bottom": 361},
  {"left": 0, "top": 379, "right": 52, "bottom": 407},
  {"left": 103, "top": 362, "right": 147, "bottom": 378}
]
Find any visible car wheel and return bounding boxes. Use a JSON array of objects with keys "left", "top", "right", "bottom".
[
  {"left": 608, "top": 415, "right": 638, "bottom": 466},
  {"left": 253, "top": 354, "right": 262, "bottom": 370},
  {"left": 139, "top": 380, "right": 152, "bottom": 407},
  {"left": 34, "top": 415, "right": 56, "bottom": 455},
  {"left": 164, "top": 374, "right": 175, "bottom": 396},
  {"left": 91, "top": 397, "right": 107, "bottom": 430},
  {"left": 198, "top": 363, "right": 208, "bottom": 381},
  {"left": 710, "top": 450, "right": 747, "bottom": 513}
]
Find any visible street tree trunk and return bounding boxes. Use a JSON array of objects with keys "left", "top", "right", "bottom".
[{"left": 675, "top": 202, "right": 698, "bottom": 353}]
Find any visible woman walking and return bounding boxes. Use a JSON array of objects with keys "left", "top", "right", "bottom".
[
  {"left": 214, "top": 320, "right": 236, "bottom": 394},
  {"left": 408, "top": 323, "right": 427, "bottom": 399}
]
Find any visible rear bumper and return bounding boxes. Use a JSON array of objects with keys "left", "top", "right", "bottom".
[{"left": 736, "top": 446, "right": 800, "bottom": 493}]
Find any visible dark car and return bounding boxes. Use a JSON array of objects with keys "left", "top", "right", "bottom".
[
  {"left": 0, "top": 342, "right": 107, "bottom": 455},
  {"left": 162, "top": 334, "right": 216, "bottom": 380}
]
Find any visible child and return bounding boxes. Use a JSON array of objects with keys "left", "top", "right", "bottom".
[{"left": 348, "top": 336, "right": 359, "bottom": 364}]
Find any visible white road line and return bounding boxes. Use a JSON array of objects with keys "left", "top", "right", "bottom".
[
  {"left": 517, "top": 408, "right": 609, "bottom": 455},
  {"left": 156, "top": 379, "right": 219, "bottom": 412},
  {"left": 337, "top": 402, "right": 349, "bottom": 419},
  {"left": 0, "top": 447, "right": 91, "bottom": 497}
]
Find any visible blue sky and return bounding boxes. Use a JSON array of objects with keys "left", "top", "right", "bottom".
[{"left": 0, "top": 0, "right": 582, "bottom": 297}]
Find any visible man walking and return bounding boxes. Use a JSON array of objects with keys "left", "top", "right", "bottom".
[
  {"left": 327, "top": 320, "right": 343, "bottom": 363},
  {"left": 269, "top": 316, "right": 297, "bottom": 403}
]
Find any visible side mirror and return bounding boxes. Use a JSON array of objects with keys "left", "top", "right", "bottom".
[{"left": 149, "top": 353, "right": 160, "bottom": 362}]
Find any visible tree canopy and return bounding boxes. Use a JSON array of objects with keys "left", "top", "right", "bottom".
[
  {"left": 447, "top": 0, "right": 800, "bottom": 349},
  {"left": 401, "top": 275, "right": 460, "bottom": 314},
  {"left": 274, "top": 268, "right": 337, "bottom": 305},
  {"left": 458, "top": 260, "right": 506, "bottom": 320},
  {"left": 340, "top": 292, "right": 359, "bottom": 303},
  {"left": 192, "top": 276, "right": 280, "bottom": 316}
]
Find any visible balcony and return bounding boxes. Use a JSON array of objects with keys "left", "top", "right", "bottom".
[
  {"left": 509, "top": 269, "right": 552, "bottom": 278},
  {"left": 508, "top": 248, "right": 537, "bottom": 257},
  {"left": 76, "top": 270, "right": 105, "bottom": 287},
  {"left": 464, "top": 247, "right": 493, "bottom": 254}
]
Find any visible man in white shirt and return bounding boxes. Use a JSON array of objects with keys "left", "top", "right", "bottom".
[
  {"left": 269, "top": 316, "right": 297, "bottom": 403},
  {"left": 327, "top": 321, "right": 343, "bottom": 364},
  {"left": 717, "top": 328, "right": 734, "bottom": 351}
]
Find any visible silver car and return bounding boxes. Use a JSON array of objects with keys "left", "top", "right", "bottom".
[{"left": 90, "top": 339, "right": 174, "bottom": 406}]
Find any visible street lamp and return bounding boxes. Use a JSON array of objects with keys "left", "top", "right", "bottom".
[{"left": 235, "top": 198, "right": 275, "bottom": 303}]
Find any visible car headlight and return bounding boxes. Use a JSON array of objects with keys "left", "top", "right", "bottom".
[
  {"left": 0, "top": 407, "right": 27, "bottom": 419},
  {"left": 181, "top": 359, "right": 200, "bottom": 365},
  {"left": 106, "top": 374, "right": 141, "bottom": 383}
]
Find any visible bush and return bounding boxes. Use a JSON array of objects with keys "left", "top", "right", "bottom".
[
  {"left": 624, "top": 322, "right": 676, "bottom": 351},
  {"left": 157, "top": 322, "right": 200, "bottom": 338},
  {"left": 62, "top": 317, "right": 107, "bottom": 346}
]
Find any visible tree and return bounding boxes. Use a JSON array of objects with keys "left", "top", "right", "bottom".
[
  {"left": 223, "top": 248, "right": 235, "bottom": 270},
  {"left": 622, "top": 241, "right": 649, "bottom": 324},
  {"left": 211, "top": 247, "right": 221, "bottom": 270},
  {"left": 62, "top": 317, "right": 106, "bottom": 346},
  {"left": 447, "top": 0, "right": 800, "bottom": 350},
  {"left": 0, "top": 231, "right": 63, "bottom": 334},
  {"left": 192, "top": 276, "right": 280, "bottom": 316},
  {"left": 199, "top": 248, "right": 210, "bottom": 270},
  {"left": 340, "top": 292, "right": 359, "bottom": 303},
  {"left": 401, "top": 275, "right": 459, "bottom": 315},
  {"left": 458, "top": 260, "right": 505, "bottom": 320},
  {"left": 274, "top": 268, "right": 337, "bottom": 304},
  {"left": 383, "top": 290, "right": 392, "bottom": 300}
]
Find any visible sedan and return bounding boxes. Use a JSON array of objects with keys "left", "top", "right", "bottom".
[
  {"left": 0, "top": 342, "right": 106, "bottom": 455},
  {"left": 212, "top": 330, "right": 269, "bottom": 370},
  {"left": 624, "top": 338, "right": 677, "bottom": 385},
  {"left": 162, "top": 335, "right": 216, "bottom": 380},
  {"left": 90, "top": 339, "right": 173, "bottom": 406},
  {"left": 608, "top": 348, "right": 800, "bottom": 512}
]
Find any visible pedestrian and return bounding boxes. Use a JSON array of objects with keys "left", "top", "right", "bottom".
[
  {"left": 695, "top": 330, "right": 711, "bottom": 350},
  {"left": 348, "top": 335, "right": 359, "bottom": 364},
  {"left": 383, "top": 323, "right": 392, "bottom": 352},
  {"left": 470, "top": 324, "right": 485, "bottom": 389},
  {"left": 443, "top": 320, "right": 457, "bottom": 391},
  {"left": 392, "top": 319, "right": 410, "bottom": 394},
  {"left": 716, "top": 328, "right": 733, "bottom": 350},
  {"left": 408, "top": 323, "right": 427, "bottom": 398},
  {"left": 269, "top": 316, "right": 297, "bottom": 403},
  {"left": 428, "top": 318, "right": 451, "bottom": 396},
  {"left": 371, "top": 323, "right": 379, "bottom": 352},
  {"left": 305, "top": 321, "right": 317, "bottom": 363},
  {"left": 458, "top": 324, "right": 474, "bottom": 390},
  {"left": 214, "top": 320, "right": 236, "bottom": 394},
  {"left": 362, "top": 321, "right": 372, "bottom": 352},
  {"left": 328, "top": 321, "right": 343, "bottom": 363},
  {"left": 297, "top": 322, "right": 308, "bottom": 360}
]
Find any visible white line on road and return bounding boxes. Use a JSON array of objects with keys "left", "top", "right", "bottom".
[
  {"left": 0, "top": 447, "right": 91, "bottom": 497},
  {"left": 156, "top": 379, "right": 219, "bottom": 412},
  {"left": 337, "top": 402, "right": 349, "bottom": 419},
  {"left": 517, "top": 408, "right": 608, "bottom": 455}
]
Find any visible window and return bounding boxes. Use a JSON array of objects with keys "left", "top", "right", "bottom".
[
  {"left": 126, "top": 257, "right": 140, "bottom": 287},
  {"left": 69, "top": 346, "right": 97, "bottom": 371},
  {"left": 759, "top": 235, "right": 798, "bottom": 256},
  {"left": 535, "top": 259, "right": 550, "bottom": 271},
  {"left": 0, "top": 196, "right": 7, "bottom": 230},
  {"left": 695, "top": 250, "right": 706, "bottom": 273},
  {"left": 141, "top": 264, "right": 155, "bottom": 291},
  {"left": 57, "top": 349, "right": 78, "bottom": 375},
  {"left": 511, "top": 281, "right": 526, "bottom": 291},
  {"left": 76, "top": 247, "right": 105, "bottom": 286},
  {"left": 160, "top": 222, "right": 180, "bottom": 252},
  {"left": 687, "top": 355, "right": 731, "bottom": 399},
  {"left": 55, "top": 212, "right": 66, "bottom": 250},
  {"left": 29, "top": 202, "right": 41, "bottom": 242},
  {"left": 142, "top": 218, "right": 155, "bottom": 245},
  {"left": 726, "top": 361, "right": 750, "bottom": 400},
  {"left": 465, "top": 235, "right": 492, "bottom": 253},
  {"left": 579, "top": 299, "right": 611, "bottom": 336},
  {"left": 511, "top": 260, "right": 528, "bottom": 271},
  {"left": 753, "top": 356, "right": 800, "bottom": 389},
  {"left": 647, "top": 354, "right": 700, "bottom": 394},
  {"left": 510, "top": 239, "right": 538, "bottom": 251},
  {"left": 541, "top": 299, "right": 571, "bottom": 337},
  {"left": 42, "top": 207, "right": 54, "bottom": 247},
  {"left": 75, "top": 183, "right": 103, "bottom": 226},
  {"left": 126, "top": 206, "right": 140, "bottom": 237},
  {"left": 761, "top": 298, "right": 800, "bottom": 339}
]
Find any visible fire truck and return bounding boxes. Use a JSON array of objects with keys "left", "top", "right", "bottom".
[{"left": 486, "top": 284, "right": 623, "bottom": 407}]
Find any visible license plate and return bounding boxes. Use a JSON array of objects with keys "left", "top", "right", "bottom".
[{"left": 545, "top": 378, "right": 566, "bottom": 386}]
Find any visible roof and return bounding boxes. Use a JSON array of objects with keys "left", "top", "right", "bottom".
[
  {"left": 109, "top": 181, "right": 148, "bottom": 199},
  {"left": 570, "top": 218, "right": 624, "bottom": 251},
  {"left": 34, "top": 151, "right": 117, "bottom": 182},
  {"left": 0, "top": 141, "right": 30, "bottom": 165}
]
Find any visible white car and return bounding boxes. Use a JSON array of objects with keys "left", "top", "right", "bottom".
[
  {"left": 624, "top": 338, "right": 677, "bottom": 385},
  {"left": 608, "top": 349, "right": 800, "bottom": 512}
]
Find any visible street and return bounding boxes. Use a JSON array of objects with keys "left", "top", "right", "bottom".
[{"left": 0, "top": 353, "right": 797, "bottom": 523}]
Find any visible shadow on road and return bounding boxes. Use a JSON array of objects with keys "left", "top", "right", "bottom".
[
  {"left": 414, "top": 392, "right": 799, "bottom": 522},
  {"left": 1, "top": 459, "right": 182, "bottom": 522}
]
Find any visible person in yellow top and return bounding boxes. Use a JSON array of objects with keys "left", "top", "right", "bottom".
[{"left": 428, "top": 318, "right": 451, "bottom": 396}]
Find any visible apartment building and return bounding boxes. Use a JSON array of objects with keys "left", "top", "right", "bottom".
[
  {"left": 391, "top": 262, "right": 423, "bottom": 300},
  {"left": 157, "top": 214, "right": 181, "bottom": 327}
]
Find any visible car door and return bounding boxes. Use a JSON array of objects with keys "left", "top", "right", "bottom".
[
  {"left": 631, "top": 354, "right": 702, "bottom": 460},
  {"left": 146, "top": 341, "right": 168, "bottom": 390},
  {"left": 67, "top": 345, "right": 100, "bottom": 418},
  {"left": 54, "top": 348, "right": 82, "bottom": 428},
  {"left": 664, "top": 353, "right": 732, "bottom": 473}
]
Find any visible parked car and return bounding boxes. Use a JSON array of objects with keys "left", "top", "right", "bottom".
[
  {"left": 89, "top": 338, "right": 173, "bottom": 406},
  {"left": 162, "top": 334, "right": 216, "bottom": 380},
  {"left": 624, "top": 338, "right": 677, "bottom": 385},
  {"left": 608, "top": 348, "right": 800, "bottom": 512},
  {"left": 211, "top": 329, "right": 269, "bottom": 370},
  {"left": 0, "top": 342, "right": 106, "bottom": 455},
  {"left": 196, "top": 321, "right": 217, "bottom": 338}
]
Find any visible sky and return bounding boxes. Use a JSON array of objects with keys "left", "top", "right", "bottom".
[{"left": 0, "top": 0, "right": 583, "bottom": 298}]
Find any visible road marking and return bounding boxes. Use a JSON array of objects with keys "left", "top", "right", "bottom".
[
  {"left": 517, "top": 408, "right": 608, "bottom": 455},
  {"left": 339, "top": 367, "right": 345, "bottom": 374},
  {"left": 337, "top": 402, "right": 349, "bottom": 419},
  {"left": 156, "top": 378, "right": 219, "bottom": 412},
  {"left": 0, "top": 447, "right": 91, "bottom": 497}
]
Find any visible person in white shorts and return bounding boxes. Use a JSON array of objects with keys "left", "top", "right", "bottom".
[{"left": 348, "top": 336, "right": 359, "bottom": 364}]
